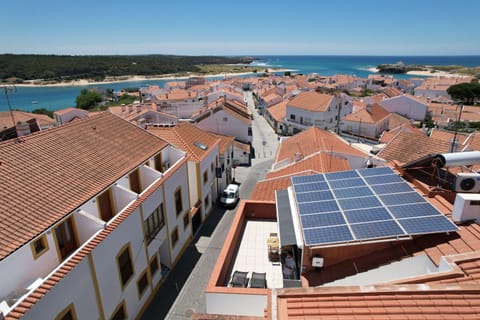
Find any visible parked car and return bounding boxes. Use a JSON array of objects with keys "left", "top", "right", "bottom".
[{"left": 220, "top": 184, "right": 240, "bottom": 208}]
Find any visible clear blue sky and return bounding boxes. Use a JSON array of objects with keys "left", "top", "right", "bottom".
[{"left": 1, "top": 0, "right": 479, "bottom": 56}]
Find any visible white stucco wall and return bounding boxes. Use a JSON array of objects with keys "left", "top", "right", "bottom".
[
  {"left": 20, "top": 258, "right": 100, "bottom": 320},
  {"left": 91, "top": 207, "right": 148, "bottom": 320},
  {"left": 196, "top": 109, "right": 252, "bottom": 143},
  {"left": 0, "top": 233, "right": 59, "bottom": 299},
  {"left": 380, "top": 95, "right": 427, "bottom": 120}
]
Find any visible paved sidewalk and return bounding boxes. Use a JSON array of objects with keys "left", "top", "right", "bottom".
[{"left": 142, "top": 91, "right": 279, "bottom": 319}]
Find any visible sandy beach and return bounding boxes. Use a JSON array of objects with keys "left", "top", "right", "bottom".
[
  {"left": 367, "top": 67, "right": 467, "bottom": 78},
  {"left": 8, "top": 68, "right": 293, "bottom": 88}
]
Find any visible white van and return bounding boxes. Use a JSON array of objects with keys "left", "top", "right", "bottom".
[{"left": 220, "top": 184, "right": 240, "bottom": 208}]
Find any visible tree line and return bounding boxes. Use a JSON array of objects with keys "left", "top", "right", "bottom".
[{"left": 0, "top": 54, "right": 254, "bottom": 82}]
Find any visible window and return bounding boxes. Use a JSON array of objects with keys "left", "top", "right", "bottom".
[
  {"left": 211, "top": 163, "right": 214, "bottom": 172},
  {"left": 154, "top": 154, "right": 162, "bottom": 172},
  {"left": 31, "top": 234, "right": 49, "bottom": 260},
  {"left": 290, "top": 114, "right": 296, "bottom": 120},
  {"left": 204, "top": 195, "right": 209, "bottom": 210},
  {"left": 203, "top": 170, "right": 208, "bottom": 184},
  {"left": 175, "top": 188, "right": 183, "bottom": 216},
  {"left": 183, "top": 212, "right": 190, "bottom": 229},
  {"left": 171, "top": 227, "right": 179, "bottom": 248},
  {"left": 129, "top": 169, "right": 141, "bottom": 194},
  {"left": 136, "top": 270, "right": 149, "bottom": 298},
  {"left": 55, "top": 304, "right": 77, "bottom": 320},
  {"left": 248, "top": 127, "right": 252, "bottom": 136},
  {"left": 223, "top": 117, "right": 228, "bottom": 122},
  {"left": 149, "top": 255, "right": 160, "bottom": 277},
  {"left": 144, "top": 204, "right": 165, "bottom": 244},
  {"left": 110, "top": 301, "right": 127, "bottom": 320},
  {"left": 117, "top": 244, "right": 134, "bottom": 289}
]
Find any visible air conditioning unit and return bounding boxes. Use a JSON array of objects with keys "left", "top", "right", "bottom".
[
  {"left": 452, "top": 193, "right": 480, "bottom": 222},
  {"left": 454, "top": 173, "right": 480, "bottom": 193}
]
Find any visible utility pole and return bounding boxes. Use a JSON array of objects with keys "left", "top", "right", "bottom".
[{"left": 1, "top": 85, "right": 17, "bottom": 127}]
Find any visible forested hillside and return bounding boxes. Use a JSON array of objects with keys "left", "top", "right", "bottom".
[{"left": 0, "top": 54, "right": 254, "bottom": 82}]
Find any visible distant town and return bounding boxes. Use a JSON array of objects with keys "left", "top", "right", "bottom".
[{"left": 1, "top": 68, "right": 480, "bottom": 320}]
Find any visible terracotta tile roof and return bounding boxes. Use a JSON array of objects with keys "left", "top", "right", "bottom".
[
  {"left": 377, "top": 131, "right": 451, "bottom": 164},
  {"left": 379, "top": 123, "right": 425, "bottom": 144},
  {"left": 388, "top": 112, "right": 411, "bottom": 129},
  {"left": 147, "top": 122, "right": 220, "bottom": 161},
  {"left": 0, "top": 111, "right": 56, "bottom": 129},
  {"left": 287, "top": 91, "right": 333, "bottom": 112},
  {"left": 208, "top": 132, "right": 234, "bottom": 154},
  {"left": 276, "top": 127, "right": 367, "bottom": 164},
  {"left": 382, "top": 86, "right": 403, "bottom": 97},
  {"left": 252, "top": 153, "right": 351, "bottom": 201},
  {"left": 267, "top": 100, "right": 288, "bottom": 122},
  {"left": 276, "top": 285, "right": 480, "bottom": 320},
  {"left": 342, "top": 103, "right": 390, "bottom": 124},
  {"left": 251, "top": 171, "right": 317, "bottom": 202},
  {"left": 0, "top": 112, "right": 168, "bottom": 261}
]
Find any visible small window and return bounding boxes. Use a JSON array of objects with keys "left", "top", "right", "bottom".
[
  {"left": 204, "top": 195, "right": 209, "bottom": 210},
  {"left": 290, "top": 114, "right": 296, "bottom": 120},
  {"left": 248, "top": 127, "right": 252, "bottom": 136},
  {"left": 211, "top": 163, "right": 214, "bottom": 172},
  {"left": 117, "top": 244, "right": 134, "bottom": 289},
  {"left": 31, "top": 234, "right": 49, "bottom": 260},
  {"left": 144, "top": 204, "right": 165, "bottom": 244},
  {"left": 203, "top": 170, "right": 208, "bottom": 184},
  {"left": 149, "top": 255, "right": 159, "bottom": 277},
  {"left": 137, "top": 270, "right": 149, "bottom": 298},
  {"left": 110, "top": 301, "right": 127, "bottom": 320},
  {"left": 171, "top": 228, "right": 179, "bottom": 248},
  {"left": 223, "top": 117, "right": 228, "bottom": 122},
  {"left": 471, "top": 200, "right": 480, "bottom": 206},
  {"left": 55, "top": 304, "right": 77, "bottom": 320},
  {"left": 183, "top": 212, "right": 190, "bottom": 230},
  {"left": 175, "top": 188, "right": 183, "bottom": 216}
]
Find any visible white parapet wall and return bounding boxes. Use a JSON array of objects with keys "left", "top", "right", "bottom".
[{"left": 206, "top": 292, "right": 268, "bottom": 317}]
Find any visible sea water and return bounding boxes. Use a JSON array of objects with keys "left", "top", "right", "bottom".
[{"left": 1, "top": 55, "right": 480, "bottom": 112}]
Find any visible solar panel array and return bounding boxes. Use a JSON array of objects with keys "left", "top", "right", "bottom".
[{"left": 291, "top": 167, "right": 458, "bottom": 246}]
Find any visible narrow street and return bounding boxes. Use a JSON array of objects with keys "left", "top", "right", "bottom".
[{"left": 142, "top": 91, "right": 279, "bottom": 319}]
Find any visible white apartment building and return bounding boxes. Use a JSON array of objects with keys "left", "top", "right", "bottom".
[
  {"left": 0, "top": 112, "right": 194, "bottom": 320},
  {"left": 284, "top": 91, "right": 353, "bottom": 134}
]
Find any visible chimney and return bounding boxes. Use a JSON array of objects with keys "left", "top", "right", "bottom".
[
  {"left": 15, "top": 121, "right": 31, "bottom": 137},
  {"left": 136, "top": 105, "right": 141, "bottom": 113},
  {"left": 293, "top": 152, "right": 303, "bottom": 162},
  {"left": 128, "top": 105, "right": 133, "bottom": 113},
  {"left": 121, "top": 104, "right": 126, "bottom": 112},
  {"left": 366, "top": 104, "right": 372, "bottom": 114}
]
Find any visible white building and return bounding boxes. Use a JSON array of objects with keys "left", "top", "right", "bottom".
[
  {"left": 0, "top": 112, "right": 193, "bottom": 320},
  {"left": 284, "top": 91, "right": 353, "bottom": 134},
  {"left": 148, "top": 122, "right": 222, "bottom": 235},
  {"left": 340, "top": 103, "right": 391, "bottom": 139},
  {"left": 193, "top": 98, "right": 253, "bottom": 144},
  {"left": 380, "top": 94, "right": 428, "bottom": 121}
]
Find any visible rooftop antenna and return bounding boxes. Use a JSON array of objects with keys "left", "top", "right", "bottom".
[
  {"left": 1, "top": 85, "right": 17, "bottom": 128},
  {"left": 450, "top": 102, "right": 463, "bottom": 153}
]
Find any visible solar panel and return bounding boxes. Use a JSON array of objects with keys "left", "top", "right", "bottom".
[
  {"left": 389, "top": 203, "right": 444, "bottom": 219},
  {"left": 398, "top": 216, "right": 458, "bottom": 235},
  {"left": 351, "top": 220, "right": 406, "bottom": 240},
  {"left": 303, "top": 225, "right": 354, "bottom": 245},
  {"left": 328, "top": 178, "right": 366, "bottom": 189},
  {"left": 296, "top": 190, "right": 334, "bottom": 203},
  {"left": 338, "top": 196, "right": 382, "bottom": 210},
  {"left": 332, "top": 186, "right": 374, "bottom": 199},
  {"left": 298, "top": 200, "right": 339, "bottom": 215},
  {"left": 357, "top": 166, "right": 394, "bottom": 176},
  {"left": 363, "top": 174, "right": 403, "bottom": 185},
  {"left": 325, "top": 170, "right": 359, "bottom": 181},
  {"left": 370, "top": 182, "right": 414, "bottom": 195},
  {"left": 344, "top": 207, "right": 392, "bottom": 224},
  {"left": 379, "top": 192, "right": 426, "bottom": 206},
  {"left": 291, "top": 174, "right": 325, "bottom": 185},
  {"left": 300, "top": 212, "right": 346, "bottom": 228},
  {"left": 294, "top": 181, "right": 329, "bottom": 193},
  {"left": 288, "top": 167, "right": 458, "bottom": 246}
]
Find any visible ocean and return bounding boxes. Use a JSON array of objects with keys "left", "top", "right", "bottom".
[{"left": 1, "top": 55, "right": 480, "bottom": 112}]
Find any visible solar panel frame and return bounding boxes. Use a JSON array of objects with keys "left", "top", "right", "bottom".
[{"left": 289, "top": 167, "right": 458, "bottom": 247}]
